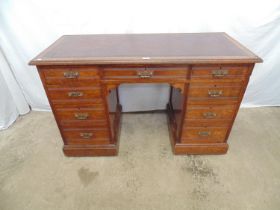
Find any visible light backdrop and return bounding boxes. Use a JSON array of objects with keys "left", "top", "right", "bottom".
[{"left": 0, "top": 0, "right": 279, "bottom": 129}]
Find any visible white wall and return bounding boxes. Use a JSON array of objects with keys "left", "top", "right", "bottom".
[{"left": 0, "top": 0, "right": 279, "bottom": 128}]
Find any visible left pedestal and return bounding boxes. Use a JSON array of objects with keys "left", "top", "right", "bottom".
[{"left": 37, "top": 66, "right": 121, "bottom": 157}]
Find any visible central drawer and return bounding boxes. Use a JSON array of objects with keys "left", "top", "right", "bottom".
[{"left": 102, "top": 66, "right": 188, "bottom": 80}]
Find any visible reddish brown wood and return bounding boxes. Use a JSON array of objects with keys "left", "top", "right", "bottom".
[
  {"left": 31, "top": 33, "right": 262, "bottom": 156},
  {"left": 185, "top": 105, "right": 236, "bottom": 119},
  {"left": 181, "top": 127, "right": 228, "bottom": 143}
]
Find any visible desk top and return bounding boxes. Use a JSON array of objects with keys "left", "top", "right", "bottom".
[{"left": 29, "top": 33, "right": 262, "bottom": 65}]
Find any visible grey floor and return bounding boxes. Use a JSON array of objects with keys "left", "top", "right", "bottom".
[{"left": 0, "top": 108, "right": 280, "bottom": 210}]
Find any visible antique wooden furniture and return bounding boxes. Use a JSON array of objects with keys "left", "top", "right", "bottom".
[{"left": 29, "top": 33, "right": 262, "bottom": 156}]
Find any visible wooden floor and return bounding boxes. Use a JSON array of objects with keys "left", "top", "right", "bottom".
[{"left": 0, "top": 108, "right": 279, "bottom": 210}]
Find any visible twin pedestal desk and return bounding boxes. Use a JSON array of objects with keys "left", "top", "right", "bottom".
[{"left": 29, "top": 33, "right": 262, "bottom": 156}]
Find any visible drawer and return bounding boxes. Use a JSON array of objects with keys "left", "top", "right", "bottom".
[
  {"left": 47, "top": 87, "right": 101, "bottom": 100},
  {"left": 41, "top": 66, "right": 100, "bottom": 86},
  {"left": 62, "top": 128, "right": 110, "bottom": 145},
  {"left": 55, "top": 108, "right": 106, "bottom": 121},
  {"left": 185, "top": 105, "right": 236, "bottom": 120},
  {"left": 189, "top": 82, "right": 242, "bottom": 98},
  {"left": 184, "top": 119, "right": 232, "bottom": 127},
  {"left": 58, "top": 119, "right": 108, "bottom": 128},
  {"left": 52, "top": 100, "right": 104, "bottom": 109},
  {"left": 181, "top": 127, "right": 228, "bottom": 143},
  {"left": 103, "top": 66, "right": 188, "bottom": 80},
  {"left": 188, "top": 82, "right": 243, "bottom": 104},
  {"left": 191, "top": 65, "right": 249, "bottom": 80}
]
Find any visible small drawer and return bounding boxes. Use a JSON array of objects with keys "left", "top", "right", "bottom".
[
  {"left": 41, "top": 66, "right": 100, "bottom": 86},
  {"left": 188, "top": 82, "right": 242, "bottom": 104},
  {"left": 184, "top": 119, "right": 232, "bottom": 127},
  {"left": 58, "top": 119, "right": 108, "bottom": 129},
  {"left": 52, "top": 100, "right": 104, "bottom": 109},
  {"left": 47, "top": 87, "right": 101, "bottom": 100},
  {"left": 62, "top": 128, "right": 110, "bottom": 145},
  {"left": 188, "top": 82, "right": 242, "bottom": 98},
  {"left": 103, "top": 66, "right": 188, "bottom": 80},
  {"left": 55, "top": 108, "right": 106, "bottom": 121},
  {"left": 191, "top": 65, "right": 249, "bottom": 80},
  {"left": 181, "top": 127, "right": 228, "bottom": 143},
  {"left": 185, "top": 105, "right": 236, "bottom": 120}
]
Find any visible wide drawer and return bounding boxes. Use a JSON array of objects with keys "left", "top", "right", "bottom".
[
  {"left": 181, "top": 127, "right": 228, "bottom": 143},
  {"left": 191, "top": 65, "right": 249, "bottom": 81},
  {"left": 62, "top": 128, "right": 110, "bottom": 145},
  {"left": 185, "top": 105, "right": 236, "bottom": 120},
  {"left": 103, "top": 66, "right": 188, "bottom": 80},
  {"left": 47, "top": 87, "right": 101, "bottom": 100},
  {"left": 41, "top": 66, "right": 100, "bottom": 86}
]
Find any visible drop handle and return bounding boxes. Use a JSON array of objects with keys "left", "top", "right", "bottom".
[
  {"left": 203, "top": 112, "right": 217, "bottom": 119},
  {"left": 68, "top": 91, "right": 83, "bottom": 97},
  {"left": 64, "top": 71, "right": 79, "bottom": 78},
  {"left": 212, "top": 70, "right": 228, "bottom": 78},
  {"left": 74, "top": 113, "right": 89, "bottom": 120},
  {"left": 208, "top": 90, "right": 223, "bottom": 97},
  {"left": 80, "top": 132, "right": 93, "bottom": 139},
  {"left": 198, "top": 131, "right": 211, "bottom": 137},
  {"left": 137, "top": 70, "right": 153, "bottom": 78}
]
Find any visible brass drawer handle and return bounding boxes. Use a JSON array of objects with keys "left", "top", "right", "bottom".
[
  {"left": 198, "top": 131, "right": 211, "bottom": 137},
  {"left": 68, "top": 91, "right": 83, "bottom": 97},
  {"left": 212, "top": 70, "right": 228, "bottom": 78},
  {"left": 74, "top": 113, "right": 89, "bottom": 120},
  {"left": 64, "top": 71, "right": 79, "bottom": 78},
  {"left": 137, "top": 70, "right": 153, "bottom": 78},
  {"left": 80, "top": 132, "right": 93, "bottom": 139},
  {"left": 208, "top": 90, "right": 223, "bottom": 97},
  {"left": 203, "top": 112, "right": 217, "bottom": 119}
]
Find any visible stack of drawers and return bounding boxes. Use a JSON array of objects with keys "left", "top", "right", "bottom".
[
  {"left": 180, "top": 65, "right": 252, "bottom": 148},
  {"left": 39, "top": 66, "right": 112, "bottom": 149}
]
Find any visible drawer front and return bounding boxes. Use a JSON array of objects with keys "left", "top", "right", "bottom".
[
  {"left": 184, "top": 119, "right": 232, "bottom": 127},
  {"left": 41, "top": 67, "right": 100, "bottom": 86},
  {"left": 191, "top": 65, "right": 249, "bottom": 80},
  {"left": 181, "top": 127, "right": 228, "bottom": 143},
  {"left": 188, "top": 82, "right": 243, "bottom": 104},
  {"left": 47, "top": 87, "right": 101, "bottom": 100},
  {"left": 52, "top": 100, "right": 104, "bottom": 109},
  {"left": 185, "top": 105, "right": 236, "bottom": 120},
  {"left": 58, "top": 119, "right": 108, "bottom": 128},
  {"left": 103, "top": 66, "right": 188, "bottom": 80},
  {"left": 62, "top": 128, "right": 110, "bottom": 145},
  {"left": 55, "top": 108, "right": 106, "bottom": 121},
  {"left": 189, "top": 83, "right": 242, "bottom": 98}
]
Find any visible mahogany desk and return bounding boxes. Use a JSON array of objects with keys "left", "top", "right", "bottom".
[{"left": 29, "top": 33, "right": 262, "bottom": 156}]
